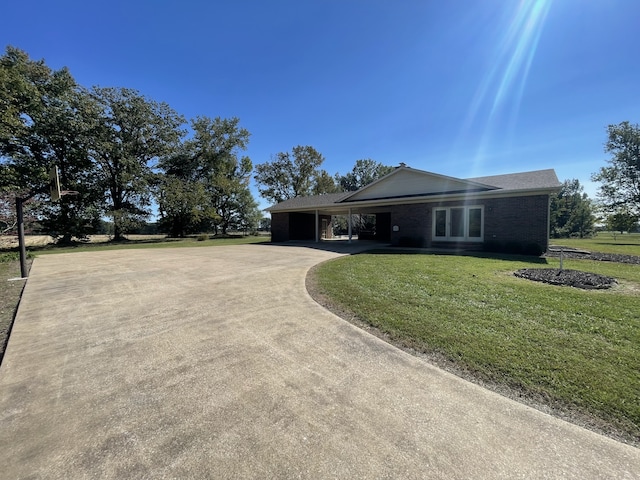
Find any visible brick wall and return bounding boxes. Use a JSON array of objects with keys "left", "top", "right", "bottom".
[
  {"left": 388, "top": 204, "right": 431, "bottom": 247},
  {"left": 271, "top": 212, "right": 290, "bottom": 242},
  {"left": 388, "top": 195, "right": 550, "bottom": 251},
  {"left": 483, "top": 195, "right": 550, "bottom": 250}
]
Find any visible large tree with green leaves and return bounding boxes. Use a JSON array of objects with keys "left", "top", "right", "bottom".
[
  {"left": 254, "top": 145, "right": 337, "bottom": 204},
  {"left": 549, "top": 179, "right": 595, "bottom": 238},
  {"left": 592, "top": 121, "right": 640, "bottom": 217},
  {"left": 336, "top": 159, "right": 394, "bottom": 192},
  {"left": 89, "top": 86, "right": 184, "bottom": 240},
  {"left": 156, "top": 176, "right": 212, "bottom": 238},
  {"left": 0, "top": 46, "right": 102, "bottom": 242},
  {"left": 158, "top": 116, "right": 258, "bottom": 236}
]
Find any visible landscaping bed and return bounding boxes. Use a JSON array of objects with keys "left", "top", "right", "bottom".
[{"left": 514, "top": 268, "right": 617, "bottom": 289}]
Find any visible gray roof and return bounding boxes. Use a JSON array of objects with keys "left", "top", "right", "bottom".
[
  {"left": 266, "top": 168, "right": 561, "bottom": 212},
  {"left": 468, "top": 169, "right": 561, "bottom": 191},
  {"left": 267, "top": 192, "right": 350, "bottom": 212}
]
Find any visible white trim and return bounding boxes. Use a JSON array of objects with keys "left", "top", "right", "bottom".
[{"left": 432, "top": 206, "right": 484, "bottom": 242}]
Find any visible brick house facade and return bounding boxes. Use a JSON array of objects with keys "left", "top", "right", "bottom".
[{"left": 267, "top": 167, "right": 560, "bottom": 254}]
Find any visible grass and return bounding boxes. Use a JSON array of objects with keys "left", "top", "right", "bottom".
[
  {"left": 312, "top": 250, "right": 640, "bottom": 445},
  {"left": 19, "top": 233, "right": 270, "bottom": 255},
  {"left": 550, "top": 231, "right": 640, "bottom": 255},
  {"left": 0, "top": 260, "right": 27, "bottom": 364}
]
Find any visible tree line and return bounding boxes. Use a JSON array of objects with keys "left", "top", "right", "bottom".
[
  {"left": 552, "top": 121, "right": 640, "bottom": 238},
  {"left": 0, "top": 47, "right": 265, "bottom": 241}
]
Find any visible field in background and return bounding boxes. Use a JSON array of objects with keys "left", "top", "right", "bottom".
[
  {"left": 0, "top": 234, "right": 174, "bottom": 250},
  {"left": 550, "top": 232, "right": 640, "bottom": 255},
  {"left": 0, "top": 234, "right": 269, "bottom": 255}
]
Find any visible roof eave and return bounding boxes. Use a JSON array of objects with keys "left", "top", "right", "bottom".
[{"left": 267, "top": 186, "right": 560, "bottom": 213}]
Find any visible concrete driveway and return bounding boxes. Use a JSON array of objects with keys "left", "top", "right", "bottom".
[{"left": 0, "top": 243, "right": 638, "bottom": 479}]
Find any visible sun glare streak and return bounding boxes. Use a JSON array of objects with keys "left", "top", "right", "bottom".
[
  {"left": 492, "top": 0, "right": 551, "bottom": 115},
  {"left": 458, "top": 0, "right": 552, "bottom": 175}
]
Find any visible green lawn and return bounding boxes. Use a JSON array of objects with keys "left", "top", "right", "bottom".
[
  {"left": 30, "top": 234, "right": 270, "bottom": 255},
  {"left": 312, "top": 250, "right": 640, "bottom": 444},
  {"left": 550, "top": 231, "right": 640, "bottom": 255},
  {"left": 0, "top": 260, "right": 27, "bottom": 363}
]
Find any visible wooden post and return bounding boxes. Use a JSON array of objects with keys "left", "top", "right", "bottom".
[{"left": 16, "top": 196, "right": 28, "bottom": 278}]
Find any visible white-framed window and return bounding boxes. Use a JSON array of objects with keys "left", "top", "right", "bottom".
[{"left": 433, "top": 206, "right": 484, "bottom": 242}]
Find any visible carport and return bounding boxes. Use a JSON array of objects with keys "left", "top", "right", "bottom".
[{"left": 268, "top": 192, "right": 392, "bottom": 243}]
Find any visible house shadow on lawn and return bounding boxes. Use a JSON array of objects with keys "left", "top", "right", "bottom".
[
  {"left": 267, "top": 240, "right": 549, "bottom": 264},
  {"left": 361, "top": 247, "right": 550, "bottom": 264},
  {"left": 266, "top": 240, "right": 389, "bottom": 255}
]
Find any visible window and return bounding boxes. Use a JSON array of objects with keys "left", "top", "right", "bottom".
[
  {"left": 450, "top": 208, "right": 465, "bottom": 237},
  {"left": 433, "top": 206, "right": 484, "bottom": 242}
]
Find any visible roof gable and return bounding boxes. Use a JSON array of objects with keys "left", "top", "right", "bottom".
[{"left": 340, "top": 167, "right": 496, "bottom": 202}]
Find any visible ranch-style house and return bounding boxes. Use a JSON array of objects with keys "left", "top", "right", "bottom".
[{"left": 267, "top": 165, "right": 562, "bottom": 253}]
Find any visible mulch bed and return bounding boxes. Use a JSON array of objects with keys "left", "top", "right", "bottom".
[
  {"left": 514, "top": 268, "right": 617, "bottom": 290},
  {"left": 514, "top": 246, "right": 639, "bottom": 289}
]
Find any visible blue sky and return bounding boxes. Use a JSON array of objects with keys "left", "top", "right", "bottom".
[{"left": 3, "top": 0, "right": 639, "bottom": 209}]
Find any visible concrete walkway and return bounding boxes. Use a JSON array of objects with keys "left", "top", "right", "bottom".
[{"left": 0, "top": 244, "right": 638, "bottom": 479}]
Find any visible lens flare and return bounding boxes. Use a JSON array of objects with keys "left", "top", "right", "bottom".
[{"left": 460, "top": 0, "right": 552, "bottom": 174}]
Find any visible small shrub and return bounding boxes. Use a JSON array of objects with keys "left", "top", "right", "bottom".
[{"left": 196, "top": 233, "right": 209, "bottom": 242}]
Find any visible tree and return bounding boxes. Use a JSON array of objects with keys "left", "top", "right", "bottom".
[
  {"left": 606, "top": 209, "right": 638, "bottom": 234},
  {"left": 90, "top": 87, "right": 185, "bottom": 241},
  {"left": 254, "top": 145, "right": 335, "bottom": 203},
  {"left": 156, "top": 176, "right": 213, "bottom": 238},
  {"left": 0, "top": 191, "right": 38, "bottom": 234},
  {"left": 313, "top": 169, "right": 340, "bottom": 195},
  {"left": 549, "top": 179, "right": 595, "bottom": 238},
  {"left": 158, "top": 117, "right": 257, "bottom": 236},
  {"left": 0, "top": 47, "right": 102, "bottom": 242},
  {"left": 337, "top": 159, "right": 394, "bottom": 191},
  {"left": 232, "top": 186, "right": 262, "bottom": 235},
  {"left": 259, "top": 216, "right": 271, "bottom": 232},
  {"left": 592, "top": 121, "right": 640, "bottom": 216}
]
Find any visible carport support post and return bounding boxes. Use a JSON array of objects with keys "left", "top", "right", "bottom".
[
  {"left": 348, "top": 208, "right": 352, "bottom": 243},
  {"left": 315, "top": 209, "right": 319, "bottom": 242}
]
